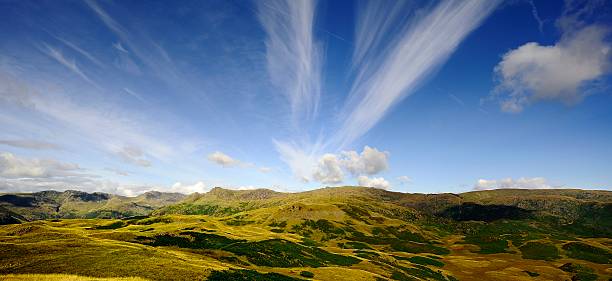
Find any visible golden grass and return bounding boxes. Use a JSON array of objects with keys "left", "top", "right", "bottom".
[{"left": 0, "top": 274, "right": 148, "bottom": 281}]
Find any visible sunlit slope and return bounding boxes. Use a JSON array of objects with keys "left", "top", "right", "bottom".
[{"left": 1, "top": 186, "right": 611, "bottom": 281}]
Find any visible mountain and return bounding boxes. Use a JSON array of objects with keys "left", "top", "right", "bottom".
[
  {"left": 0, "top": 190, "right": 186, "bottom": 220},
  {"left": 0, "top": 186, "right": 610, "bottom": 281}
]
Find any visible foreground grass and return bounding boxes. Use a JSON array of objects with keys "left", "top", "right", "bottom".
[{"left": 0, "top": 274, "right": 148, "bottom": 281}]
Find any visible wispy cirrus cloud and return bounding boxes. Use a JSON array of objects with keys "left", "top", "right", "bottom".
[
  {"left": 333, "top": 0, "right": 501, "bottom": 148},
  {"left": 257, "top": 0, "right": 322, "bottom": 125},
  {"left": 275, "top": 0, "right": 501, "bottom": 183},
  {"left": 0, "top": 139, "right": 61, "bottom": 150},
  {"left": 40, "top": 43, "right": 97, "bottom": 87}
]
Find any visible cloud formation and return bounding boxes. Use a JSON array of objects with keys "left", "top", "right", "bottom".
[
  {"left": 117, "top": 146, "right": 151, "bottom": 167},
  {"left": 473, "top": 177, "right": 555, "bottom": 190},
  {"left": 493, "top": 25, "right": 611, "bottom": 112},
  {"left": 312, "top": 154, "right": 344, "bottom": 184},
  {"left": 170, "top": 181, "right": 209, "bottom": 194},
  {"left": 0, "top": 152, "right": 81, "bottom": 178},
  {"left": 333, "top": 0, "right": 501, "bottom": 147},
  {"left": 357, "top": 175, "right": 390, "bottom": 190},
  {"left": 278, "top": 145, "right": 389, "bottom": 184},
  {"left": 257, "top": 0, "right": 322, "bottom": 124},
  {"left": 207, "top": 151, "right": 239, "bottom": 167},
  {"left": 0, "top": 139, "right": 60, "bottom": 150},
  {"left": 341, "top": 146, "right": 388, "bottom": 176}
]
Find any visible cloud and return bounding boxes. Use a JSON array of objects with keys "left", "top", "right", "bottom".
[
  {"left": 0, "top": 152, "right": 82, "bottom": 178},
  {"left": 113, "top": 42, "right": 129, "bottom": 53},
  {"left": 397, "top": 176, "right": 412, "bottom": 184},
  {"left": 332, "top": 0, "right": 501, "bottom": 147},
  {"left": 340, "top": 146, "right": 388, "bottom": 176},
  {"left": 256, "top": 0, "right": 322, "bottom": 124},
  {"left": 276, "top": 144, "right": 389, "bottom": 184},
  {"left": 116, "top": 146, "right": 151, "bottom": 167},
  {"left": 0, "top": 139, "right": 60, "bottom": 150},
  {"left": 53, "top": 36, "right": 106, "bottom": 68},
  {"left": 170, "top": 181, "right": 209, "bottom": 194},
  {"left": 207, "top": 151, "right": 239, "bottom": 167},
  {"left": 473, "top": 177, "right": 556, "bottom": 190},
  {"left": 493, "top": 25, "right": 611, "bottom": 112},
  {"left": 41, "top": 44, "right": 97, "bottom": 86},
  {"left": 123, "top": 88, "right": 146, "bottom": 102},
  {"left": 312, "top": 154, "right": 344, "bottom": 184},
  {"left": 259, "top": 167, "right": 272, "bottom": 173},
  {"left": 357, "top": 175, "right": 390, "bottom": 190},
  {"left": 104, "top": 168, "right": 129, "bottom": 176}
]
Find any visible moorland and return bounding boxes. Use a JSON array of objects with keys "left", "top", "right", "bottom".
[{"left": 0, "top": 187, "right": 611, "bottom": 281}]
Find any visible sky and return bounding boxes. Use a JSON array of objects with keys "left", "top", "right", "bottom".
[{"left": 0, "top": 0, "right": 611, "bottom": 196}]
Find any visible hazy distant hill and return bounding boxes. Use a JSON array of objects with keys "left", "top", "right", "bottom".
[{"left": 0, "top": 190, "right": 186, "bottom": 220}]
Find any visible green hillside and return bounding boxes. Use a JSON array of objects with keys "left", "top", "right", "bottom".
[
  {"left": 0, "top": 190, "right": 186, "bottom": 220},
  {"left": 0, "top": 187, "right": 610, "bottom": 281}
]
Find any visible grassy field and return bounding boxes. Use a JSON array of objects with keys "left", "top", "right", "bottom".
[{"left": 1, "top": 187, "right": 611, "bottom": 280}]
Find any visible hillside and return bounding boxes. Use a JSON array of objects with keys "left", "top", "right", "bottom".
[
  {"left": 0, "top": 186, "right": 610, "bottom": 281},
  {"left": 0, "top": 190, "right": 186, "bottom": 220}
]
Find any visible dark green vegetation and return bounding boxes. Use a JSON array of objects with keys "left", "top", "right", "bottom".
[
  {"left": 518, "top": 241, "right": 560, "bottom": 261},
  {"left": 0, "top": 186, "right": 611, "bottom": 280},
  {"left": 562, "top": 242, "right": 612, "bottom": 264},
  {"left": 560, "top": 263, "right": 599, "bottom": 281}
]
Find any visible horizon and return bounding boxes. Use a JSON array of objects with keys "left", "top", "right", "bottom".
[
  {"left": 1, "top": 185, "right": 610, "bottom": 198},
  {"left": 1, "top": 0, "right": 612, "bottom": 196}
]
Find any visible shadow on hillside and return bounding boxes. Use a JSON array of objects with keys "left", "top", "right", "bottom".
[{"left": 438, "top": 202, "right": 533, "bottom": 222}]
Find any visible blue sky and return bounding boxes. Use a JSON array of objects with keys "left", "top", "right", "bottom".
[{"left": 0, "top": 0, "right": 611, "bottom": 195}]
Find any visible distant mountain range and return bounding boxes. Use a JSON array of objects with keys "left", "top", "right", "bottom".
[
  {"left": 0, "top": 189, "right": 186, "bottom": 222},
  {"left": 2, "top": 187, "right": 610, "bottom": 229}
]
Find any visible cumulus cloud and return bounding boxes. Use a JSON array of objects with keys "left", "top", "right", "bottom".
[
  {"left": 276, "top": 144, "right": 389, "bottom": 184},
  {"left": 493, "top": 25, "right": 611, "bottom": 112},
  {"left": 473, "top": 177, "right": 556, "bottom": 191},
  {"left": 0, "top": 139, "right": 61, "bottom": 150},
  {"left": 207, "top": 151, "right": 239, "bottom": 167},
  {"left": 0, "top": 152, "right": 81, "bottom": 178},
  {"left": 312, "top": 154, "right": 344, "bottom": 184},
  {"left": 341, "top": 146, "right": 388, "bottom": 176},
  {"left": 116, "top": 146, "right": 151, "bottom": 167},
  {"left": 357, "top": 175, "right": 390, "bottom": 190}
]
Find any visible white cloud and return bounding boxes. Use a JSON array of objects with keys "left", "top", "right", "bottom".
[
  {"left": 0, "top": 139, "right": 60, "bottom": 150},
  {"left": 473, "top": 177, "right": 555, "bottom": 191},
  {"left": 0, "top": 152, "right": 81, "bottom": 178},
  {"left": 207, "top": 151, "right": 238, "bottom": 167},
  {"left": 170, "top": 181, "right": 209, "bottom": 194},
  {"left": 312, "top": 154, "right": 344, "bottom": 184},
  {"left": 275, "top": 143, "right": 389, "bottom": 184},
  {"left": 41, "top": 44, "right": 97, "bottom": 87},
  {"left": 397, "top": 176, "right": 412, "bottom": 184},
  {"left": 493, "top": 25, "right": 611, "bottom": 112},
  {"left": 340, "top": 146, "right": 388, "bottom": 175},
  {"left": 259, "top": 167, "right": 272, "bottom": 173},
  {"left": 333, "top": 0, "right": 501, "bottom": 147},
  {"left": 357, "top": 175, "right": 390, "bottom": 190},
  {"left": 256, "top": 0, "right": 322, "bottom": 124},
  {"left": 116, "top": 146, "right": 151, "bottom": 167}
]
